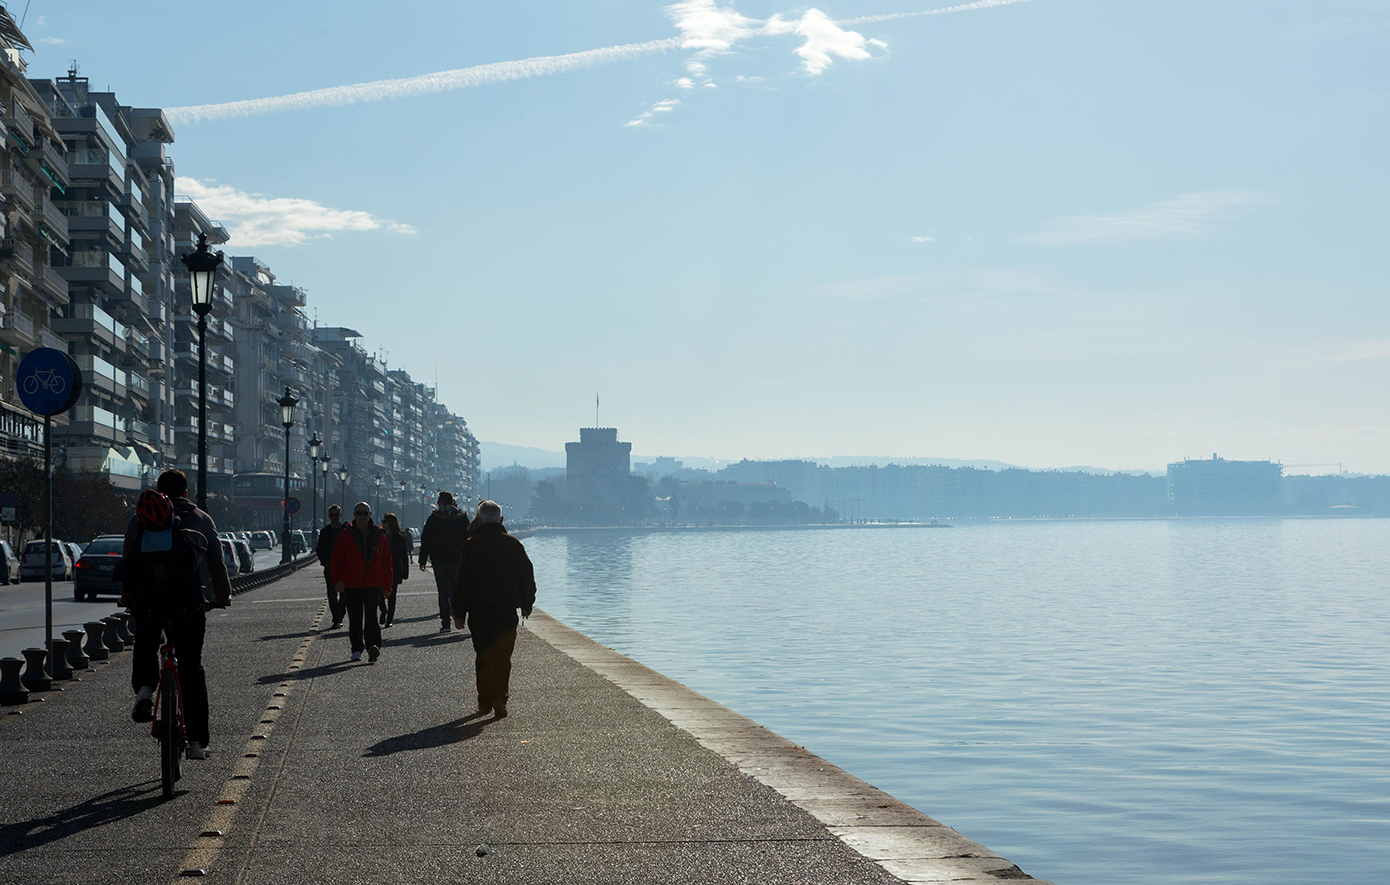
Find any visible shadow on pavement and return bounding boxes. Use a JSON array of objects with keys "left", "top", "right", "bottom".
[
  {"left": 380, "top": 631, "right": 470, "bottom": 651},
  {"left": 0, "top": 782, "right": 164, "bottom": 857},
  {"left": 256, "top": 660, "right": 353, "bottom": 684},
  {"left": 363, "top": 711, "right": 493, "bottom": 757}
]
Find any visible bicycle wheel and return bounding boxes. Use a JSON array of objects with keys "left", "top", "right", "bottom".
[{"left": 159, "top": 668, "right": 182, "bottom": 799}]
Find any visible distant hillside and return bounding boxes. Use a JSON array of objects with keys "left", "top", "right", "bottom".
[{"left": 479, "top": 441, "right": 567, "bottom": 472}]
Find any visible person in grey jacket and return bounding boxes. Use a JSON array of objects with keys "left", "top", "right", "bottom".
[{"left": 417, "top": 492, "right": 470, "bottom": 632}]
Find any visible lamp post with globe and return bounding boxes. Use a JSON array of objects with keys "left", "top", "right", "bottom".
[
  {"left": 277, "top": 388, "right": 298, "bottom": 564},
  {"left": 180, "top": 233, "right": 223, "bottom": 510}
]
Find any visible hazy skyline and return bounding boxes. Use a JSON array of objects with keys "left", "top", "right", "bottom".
[{"left": 27, "top": 1, "right": 1390, "bottom": 472}]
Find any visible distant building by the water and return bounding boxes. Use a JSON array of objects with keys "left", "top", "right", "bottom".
[
  {"left": 565, "top": 427, "right": 632, "bottom": 504},
  {"left": 1167, "top": 455, "right": 1282, "bottom": 515}
]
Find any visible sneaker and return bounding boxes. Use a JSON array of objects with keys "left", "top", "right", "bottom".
[
  {"left": 131, "top": 686, "right": 154, "bottom": 723},
  {"left": 350, "top": 651, "right": 363, "bottom": 662},
  {"left": 494, "top": 705, "right": 508, "bottom": 719},
  {"left": 440, "top": 624, "right": 451, "bottom": 633},
  {"left": 186, "top": 743, "right": 212, "bottom": 760},
  {"left": 367, "top": 645, "right": 380, "bottom": 663},
  {"left": 329, "top": 621, "right": 342, "bottom": 629}
]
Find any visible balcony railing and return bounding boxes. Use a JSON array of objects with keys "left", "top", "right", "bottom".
[
  {"left": 0, "top": 311, "right": 35, "bottom": 342},
  {"left": 38, "top": 196, "right": 68, "bottom": 243},
  {"left": 2, "top": 169, "right": 35, "bottom": 211},
  {"left": 6, "top": 100, "right": 34, "bottom": 144}
]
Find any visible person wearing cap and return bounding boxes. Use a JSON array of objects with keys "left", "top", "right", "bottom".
[
  {"left": 315, "top": 504, "right": 347, "bottom": 628},
  {"left": 452, "top": 500, "right": 536, "bottom": 718},
  {"left": 418, "top": 491, "right": 470, "bottom": 632},
  {"left": 330, "top": 502, "right": 393, "bottom": 663}
]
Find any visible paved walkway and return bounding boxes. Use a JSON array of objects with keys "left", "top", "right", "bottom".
[{"left": 0, "top": 565, "right": 1051, "bottom": 884}]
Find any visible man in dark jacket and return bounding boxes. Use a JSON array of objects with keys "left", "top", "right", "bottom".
[
  {"left": 418, "top": 492, "right": 470, "bottom": 632},
  {"left": 451, "top": 500, "right": 535, "bottom": 719},
  {"left": 316, "top": 504, "right": 347, "bottom": 628}
]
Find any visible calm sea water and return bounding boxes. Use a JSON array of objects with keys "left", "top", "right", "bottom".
[{"left": 526, "top": 520, "right": 1390, "bottom": 885}]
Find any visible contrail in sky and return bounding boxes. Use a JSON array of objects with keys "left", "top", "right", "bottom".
[
  {"left": 167, "top": 1, "right": 1035, "bottom": 125},
  {"left": 166, "top": 38, "right": 681, "bottom": 125},
  {"left": 840, "top": 0, "right": 1036, "bottom": 25}
]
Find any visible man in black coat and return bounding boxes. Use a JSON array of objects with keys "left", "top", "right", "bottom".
[
  {"left": 316, "top": 504, "right": 347, "bottom": 628},
  {"left": 418, "top": 491, "right": 471, "bottom": 632},
  {"left": 451, "top": 500, "right": 535, "bottom": 719}
]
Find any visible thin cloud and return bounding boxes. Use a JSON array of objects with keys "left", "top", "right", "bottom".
[
  {"left": 625, "top": 98, "right": 682, "bottom": 127},
  {"left": 1019, "top": 191, "right": 1273, "bottom": 245},
  {"left": 767, "top": 9, "right": 886, "bottom": 75},
  {"left": 166, "top": 38, "right": 681, "bottom": 125},
  {"left": 176, "top": 177, "right": 415, "bottom": 248},
  {"left": 38, "top": 37, "right": 69, "bottom": 46},
  {"left": 911, "top": 233, "right": 935, "bottom": 243},
  {"left": 840, "top": 0, "right": 1038, "bottom": 25}
]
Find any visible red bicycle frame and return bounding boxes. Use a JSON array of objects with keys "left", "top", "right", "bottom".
[{"left": 150, "top": 639, "right": 184, "bottom": 742}]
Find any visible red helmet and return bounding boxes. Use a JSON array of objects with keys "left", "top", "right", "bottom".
[{"left": 136, "top": 489, "right": 175, "bottom": 529}]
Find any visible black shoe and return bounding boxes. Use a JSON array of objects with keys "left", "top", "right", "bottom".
[
  {"left": 476, "top": 705, "right": 492, "bottom": 717},
  {"left": 368, "top": 645, "right": 380, "bottom": 663},
  {"left": 329, "top": 621, "right": 342, "bottom": 629},
  {"left": 131, "top": 695, "right": 153, "bottom": 723},
  {"left": 494, "top": 705, "right": 508, "bottom": 719}
]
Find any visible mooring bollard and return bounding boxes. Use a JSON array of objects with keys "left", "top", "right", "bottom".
[
  {"left": 0, "top": 657, "right": 28, "bottom": 705},
  {"left": 48, "top": 637, "right": 72, "bottom": 680},
  {"left": 83, "top": 622, "right": 110, "bottom": 661},
  {"left": 62, "top": 630, "right": 90, "bottom": 670},
  {"left": 20, "top": 648, "right": 51, "bottom": 692},
  {"left": 101, "top": 617, "right": 124, "bottom": 653},
  {"left": 111, "top": 612, "right": 134, "bottom": 644}
]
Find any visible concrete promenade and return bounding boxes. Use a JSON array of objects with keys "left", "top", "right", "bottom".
[{"left": 0, "top": 565, "right": 1051, "bottom": 884}]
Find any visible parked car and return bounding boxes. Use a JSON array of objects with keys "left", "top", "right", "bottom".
[
  {"left": 220, "top": 539, "right": 240, "bottom": 578},
  {"left": 249, "top": 531, "right": 272, "bottom": 551},
  {"left": 19, "top": 539, "right": 73, "bottom": 581},
  {"left": 232, "top": 538, "right": 254, "bottom": 574},
  {"left": 291, "top": 530, "right": 308, "bottom": 554},
  {"left": 64, "top": 542, "right": 84, "bottom": 568},
  {"left": 0, "top": 540, "right": 18, "bottom": 584},
  {"left": 73, "top": 535, "right": 125, "bottom": 601}
]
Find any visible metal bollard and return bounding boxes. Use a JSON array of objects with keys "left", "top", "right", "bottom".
[
  {"left": 111, "top": 612, "right": 134, "bottom": 644},
  {"left": 101, "top": 617, "right": 124, "bottom": 653},
  {"left": 20, "top": 648, "right": 51, "bottom": 692},
  {"left": 83, "top": 622, "right": 110, "bottom": 661},
  {"left": 62, "top": 630, "right": 90, "bottom": 671},
  {"left": 48, "top": 637, "right": 72, "bottom": 680},
  {"left": 0, "top": 657, "right": 27, "bottom": 705}
]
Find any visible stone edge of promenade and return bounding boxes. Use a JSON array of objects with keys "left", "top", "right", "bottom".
[{"left": 527, "top": 610, "right": 1055, "bottom": 885}]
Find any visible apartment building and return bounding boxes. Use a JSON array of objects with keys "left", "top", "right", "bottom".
[
  {"left": 29, "top": 68, "right": 170, "bottom": 488},
  {"left": 0, "top": 12, "right": 66, "bottom": 458},
  {"left": 170, "top": 198, "right": 234, "bottom": 494}
]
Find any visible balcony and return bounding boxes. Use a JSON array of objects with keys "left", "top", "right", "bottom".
[
  {"left": 1, "top": 236, "right": 35, "bottom": 277},
  {"left": 74, "top": 354, "right": 125, "bottom": 397},
  {"left": 121, "top": 191, "right": 148, "bottom": 232},
  {"left": 57, "top": 251, "right": 124, "bottom": 295},
  {"left": 2, "top": 168, "right": 35, "bottom": 212},
  {"left": 121, "top": 238, "right": 149, "bottom": 273},
  {"left": 126, "top": 372, "right": 151, "bottom": 399},
  {"left": 38, "top": 196, "right": 69, "bottom": 244},
  {"left": 35, "top": 139, "right": 69, "bottom": 188},
  {"left": 0, "top": 311, "right": 35, "bottom": 346},
  {"left": 65, "top": 208, "right": 124, "bottom": 247},
  {"left": 128, "top": 419, "right": 155, "bottom": 443},
  {"left": 5, "top": 100, "right": 33, "bottom": 145},
  {"left": 50, "top": 302, "right": 127, "bottom": 350}
]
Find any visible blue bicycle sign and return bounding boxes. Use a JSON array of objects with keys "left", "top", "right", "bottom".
[{"left": 16, "top": 347, "right": 82, "bottom": 416}]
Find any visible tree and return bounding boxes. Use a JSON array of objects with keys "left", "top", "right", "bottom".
[{"left": 0, "top": 457, "right": 133, "bottom": 542}]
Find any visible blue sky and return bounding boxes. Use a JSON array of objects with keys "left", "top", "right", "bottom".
[{"left": 22, "top": 1, "right": 1390, "bottom": 471}]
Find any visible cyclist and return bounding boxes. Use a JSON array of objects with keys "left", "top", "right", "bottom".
[{"left": 123, "top": 470, "right": 231, "bottom": 760}]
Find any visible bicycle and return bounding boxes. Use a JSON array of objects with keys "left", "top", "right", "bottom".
[
  {"left": 21, "top": 367, "right": 67, "bottom": 396},
  {"left": 150, "top": 627, "right": 185, "bottom": 800}
]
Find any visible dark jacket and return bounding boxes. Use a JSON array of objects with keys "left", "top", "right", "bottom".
[
  {"left": 418, "top": 504, "right": 470, "bottom": 568},
  {"left": 330, "top": 522, "right": 393, "bottom": 594},
  {"left": 316, "top": 521, "right": 346, "bottom": 568},
  {"left": 387, "top": 531, "right": 409, "bottom": 588},
  {"left": 123, "top": 497, "right": 232, "bottom": 607},
  {"left": 451, "top": 522, "right": 536, "bottom": 633}
]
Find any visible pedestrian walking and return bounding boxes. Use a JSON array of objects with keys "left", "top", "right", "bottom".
[
  {"left": 316, "top": 504, "right": 347, "bottom": 628},
  {"left": 378, "top": 512, "right": 410, "bottom": 628},
  {"left": 329, "top": 502, "right": 393, "bottom": 663},
  {"left": 121, "top": 470, "right": 232, "bottom": 760},
  {"left": 417, "top": 492, "right": 470, "bottom": 633},
  {"left": 452, "top": 500, "right": 535, "bottom": 719}
]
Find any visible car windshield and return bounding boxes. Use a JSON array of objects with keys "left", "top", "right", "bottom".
[
  {"left": 24, "top": 541, "right": 61, "bottom": 553},
  {"left": 84, "top": 539, "right": 123, "bottom": 555}
]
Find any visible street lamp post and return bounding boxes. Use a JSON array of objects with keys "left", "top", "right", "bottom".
[
  {"left": 307, "top": 432, "right": 322, "bottom": 533},
  {"left": 335, "top": 465, "right": 349, "bottom": 510},
  {"left": 419, "top": 483, "right": 427, "bottom": 529},
  {"left": 373, "top": 474, "right": 382, "bottom": 518},
  {"left": 399, "top": 480, "right": 407, "bottom": 520},
  {"left": 181, "top": 233, "right": 223, "bottom": 511},
  {"left": 277, "top": 387, "right": 299, "bottom": 564},
  {"left": 320, "top": 454, "right": 331, "bottom": 527}
]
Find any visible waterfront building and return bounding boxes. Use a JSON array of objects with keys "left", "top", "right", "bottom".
[
  {"left": 429, "top": 400, "right": 480, "bottom": 504},
  {"left": 1166, "top": 454, "right": 1282, "bottom": 515},
  {"left": 0, "top": 13, "right": 64, "bottom": 459},
  {"left": 30, "top": 68, "right": 168, "bottom": 488},
  {"left": 313, "top": 326, "right": 388, "bottom": 504},
  {"left": 170, "top": 198, "right": 234, "bottom": 493},
  {"left": 565, "top": 427, "right": 632, "bottom": 505}
]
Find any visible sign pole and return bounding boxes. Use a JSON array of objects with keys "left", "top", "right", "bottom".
[{"left": 43, "top": 414, "right": 52, "bottom": 679}]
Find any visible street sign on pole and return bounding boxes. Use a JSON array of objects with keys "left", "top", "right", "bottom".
[
  {"left": 16, "top": 347, "right": 84, "bottom": 682},
  {"left": 284, "top": 497, "right": 301, "bottom": 514}
]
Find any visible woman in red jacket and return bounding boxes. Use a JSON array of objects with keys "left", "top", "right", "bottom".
[{"left": 330, "top": 501, "right": 394, "bottom": 663}]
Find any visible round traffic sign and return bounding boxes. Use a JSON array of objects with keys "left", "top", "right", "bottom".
[
  {"left": 284, "top": 497, "right": 301, "bottom": 514},
  {"left": 0, "top": 492, "right": 16, "bottom": 509},
  {"left": 16, "top": 347, "right": 82, "bottom": 415}
]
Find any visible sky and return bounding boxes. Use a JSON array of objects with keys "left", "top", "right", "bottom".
[{"left": 18, "top": 1, "right": 1390, "bottom": 472}]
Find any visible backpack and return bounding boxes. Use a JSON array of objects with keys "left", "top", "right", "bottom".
[{"left": 117, "top": 517, "right": 209, "bottom": 606}]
